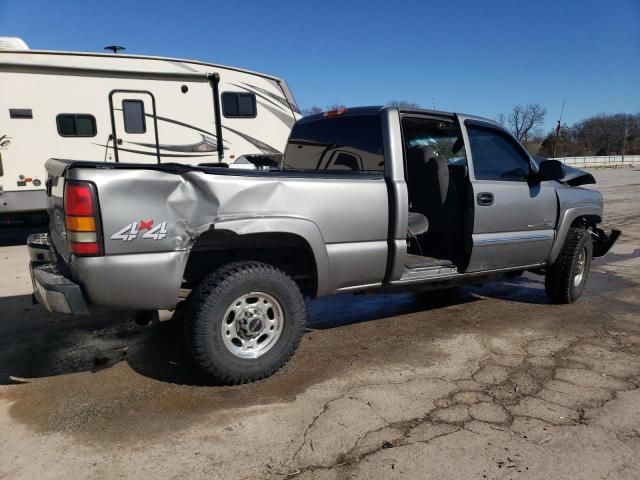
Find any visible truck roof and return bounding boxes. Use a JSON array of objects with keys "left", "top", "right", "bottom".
[{"left": 298, "top": 106, "right": 499, "bottom": 127}]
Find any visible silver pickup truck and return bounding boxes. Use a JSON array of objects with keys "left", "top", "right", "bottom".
[{"left": 29, "top": 106, "right": 620, "bottom": 384}]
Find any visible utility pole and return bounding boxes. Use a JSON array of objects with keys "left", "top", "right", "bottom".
[
  {"left": 622, "top": 120, "right": 628, "bottom": 163},
  {"left": 552, "top": 98, "right": 565, "bottom": 159}
]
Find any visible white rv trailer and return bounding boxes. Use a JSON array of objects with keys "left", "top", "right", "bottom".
[{"left": 0, "top": 37, "right": 300, "bottom": 216}]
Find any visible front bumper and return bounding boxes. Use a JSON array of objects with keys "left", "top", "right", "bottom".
[
  {"left": 593, "top": 228, "right": 621, "bottom": 258},
  {"left": 28, "top": 233, "right": 90, "bottom": 315}
]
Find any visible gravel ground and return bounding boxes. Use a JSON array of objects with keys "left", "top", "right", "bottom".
[{"left": 0, "top": 167, "right": 639, "bottom": 479}]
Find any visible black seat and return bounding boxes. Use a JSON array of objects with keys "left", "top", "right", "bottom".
[
  {"left": 406, "top": 145, "right": 462, "bottom": 259},
  {"left": 407, "top": 146, "right": 460, "bottom": 231}
]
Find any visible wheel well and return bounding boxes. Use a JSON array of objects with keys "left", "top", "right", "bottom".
[
  {"left": 570, "top": 214, "right": 600, "bottom": 230},
  {"left": 183, "top": 230, "right": 318, "bottom": 297}
]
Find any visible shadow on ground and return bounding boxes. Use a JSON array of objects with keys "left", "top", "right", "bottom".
[{"left": 0, "top": 278, "right": 552, "bottom": 388}]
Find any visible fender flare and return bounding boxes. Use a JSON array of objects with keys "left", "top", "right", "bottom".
[
  {"left": 211, "top": 216, "right": 330, "bottom": 296},
  {"left": 547, "top": 205, "right": 602, "bottom": 265}
]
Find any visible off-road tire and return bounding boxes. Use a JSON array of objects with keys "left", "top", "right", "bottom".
[
  {"left": 184, "top": 261, "right": 306, "bottom": 384},
  {"left": 545, "top": 228, "right": 593, "bottom": 304}
]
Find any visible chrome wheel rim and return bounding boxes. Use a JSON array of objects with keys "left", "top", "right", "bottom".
[
  {"left": 574, "top": 247, "right": 587, "bottom": 287},
  {"left": 221, "top": 292, "right": 284, "bottom": 359}
]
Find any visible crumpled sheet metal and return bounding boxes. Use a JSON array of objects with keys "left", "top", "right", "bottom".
[
  {"left": 167, "top": 171, "right": 296, "bottom": 247},
  {"left": 91, "top": 166, "right": 388, "bottom": 297}
]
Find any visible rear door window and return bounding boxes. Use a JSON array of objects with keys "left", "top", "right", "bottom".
[{"left": 283, "top": 115, "right": 384, "bottom": 173}]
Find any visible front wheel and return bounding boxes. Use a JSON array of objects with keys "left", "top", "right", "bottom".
[
  {"left": 184, "top": 261, "right": 306, "bottom": 384},
  {"left": 545, "top": 228, "right": 593, "bottom": 304}
]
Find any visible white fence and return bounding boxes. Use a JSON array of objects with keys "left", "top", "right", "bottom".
[{"left": 552, "top": 155, "right": 640, "bottom": 167}]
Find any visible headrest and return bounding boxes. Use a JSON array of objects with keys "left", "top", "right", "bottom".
[{"left": 408, "top": 145, "right": 440, "bottom": 165}]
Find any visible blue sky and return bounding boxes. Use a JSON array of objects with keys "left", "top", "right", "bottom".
[{"left": 1, "top": 0, "right": 638, "bottom": 131}]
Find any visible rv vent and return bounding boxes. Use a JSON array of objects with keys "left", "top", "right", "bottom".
[{"left": 0, "top": 37, "right": 30, "bottom": 51}]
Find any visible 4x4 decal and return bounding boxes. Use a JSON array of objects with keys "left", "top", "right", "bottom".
[{"left": 111, "top": 220, "right": 167, "bottom": 241}]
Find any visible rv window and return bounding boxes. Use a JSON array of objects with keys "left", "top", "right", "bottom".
[
  {"left": 56, "top": 114, "right": 97, "bottom": 137},
  {"left": 122, "top": 100, "right": 146, "bottom": 133},
  {"left": 222, "top": 92, "right": 257, "bottom": 118}
]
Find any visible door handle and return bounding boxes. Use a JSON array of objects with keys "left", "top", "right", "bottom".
[{"left": 476, "top": 192, "right": 494, "bottom": 206}]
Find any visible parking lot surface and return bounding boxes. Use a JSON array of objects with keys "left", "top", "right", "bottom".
[{"left": 1, "top": 167, "right": 639, "bottom": 479}]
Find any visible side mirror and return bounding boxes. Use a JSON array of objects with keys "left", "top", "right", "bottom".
[{"left": 537, "top": 159, "right": 565, "bottom": 182}]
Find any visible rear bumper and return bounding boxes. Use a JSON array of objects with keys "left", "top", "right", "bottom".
[
  {"left": 29, "top": 233, "right": 186, "bottom": 312},
  {"left": 28, "top": 233, "right": 90, "bottom": 315}
]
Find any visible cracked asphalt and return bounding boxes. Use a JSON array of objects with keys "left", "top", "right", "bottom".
[{"left": 1, "top": 167, "right": 639, "bottom": 479}]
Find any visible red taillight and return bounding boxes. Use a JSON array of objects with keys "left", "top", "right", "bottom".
[
  {"left": 69, "top": 242, "right": 100, "bottom": 256},
  {"left": 65, "top": 183, "right": 95, "bottom": 216},
  {"left": 323, "top": 107, "right": 347, "bottom": 117},
  {"left": 64, "top": 181, "right": 102, "bottom": 256}
]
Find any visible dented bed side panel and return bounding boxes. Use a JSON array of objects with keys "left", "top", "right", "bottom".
[{"left": 66, "top": 166, "right": 389, "bottom": 300}]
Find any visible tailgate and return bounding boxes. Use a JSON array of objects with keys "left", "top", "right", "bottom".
[
  {"left": 45, "top": 159, "right": 72, "bottom": 262},
  {"left": 45, "top": 158, "right": 108, "bottom": 263}
]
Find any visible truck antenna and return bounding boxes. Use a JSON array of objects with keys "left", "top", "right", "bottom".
[
  {"left": 552, "top": 98, "right": 566, "bottom": 159},
  {"left": 104, "top": 45, "right": 125, "bottom": 54}
]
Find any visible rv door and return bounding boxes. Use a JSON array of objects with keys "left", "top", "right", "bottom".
[{"left": 109, "top": 90, "right": 160, "bottom": 163}]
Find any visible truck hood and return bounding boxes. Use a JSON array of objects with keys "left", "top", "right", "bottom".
[
  {"left": 534, "top": 156, "right": 595, "bottom": 186},
  {"left": 561, "top": 164, "right": 596, "bottom": 186}
]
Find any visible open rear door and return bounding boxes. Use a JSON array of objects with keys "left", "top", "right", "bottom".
[{"left": 109, "top": 90, "right": 160, "bottom": 163}]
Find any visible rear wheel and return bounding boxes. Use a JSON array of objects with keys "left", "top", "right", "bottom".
[
  {"left": 184, "top": 261, "right": 306, "bottom": 384},
  {"left": 545, "top": 228, "right": 592, "bottom": 304}
]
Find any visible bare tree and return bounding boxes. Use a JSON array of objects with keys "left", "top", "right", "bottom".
[
  {"left": 301, "top": 105, "right": 323, "bottom": 117},
  {"left": 538, "top": 112, "right": 639, "bottom": 157},
  {"left": 508, "top": 104, "right": 547, "bottom": 143},
  {"left": 573, "top": 113, "right": 638, "bottom": 155},
  {"left": 387, "top": 100, "right": 421, "bottom": 108},
  {"left": 495, "top": 113, "right": 506, "bottom": 127}
]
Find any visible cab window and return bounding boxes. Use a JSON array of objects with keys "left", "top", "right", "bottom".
[{"left": 283, "top": 115, "right": 384, "bottom": 173}]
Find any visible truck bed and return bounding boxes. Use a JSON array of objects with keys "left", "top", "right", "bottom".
[{"left": 42, "top": 157, "right": 390, "bottom": 310}]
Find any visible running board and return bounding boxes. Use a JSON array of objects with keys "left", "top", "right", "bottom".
[
  {"left": 388, "top": 263, "right": 541, "bottom": 289},
  {"left": 397, "top": 264, "right": 458, "bottom": 283}
]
